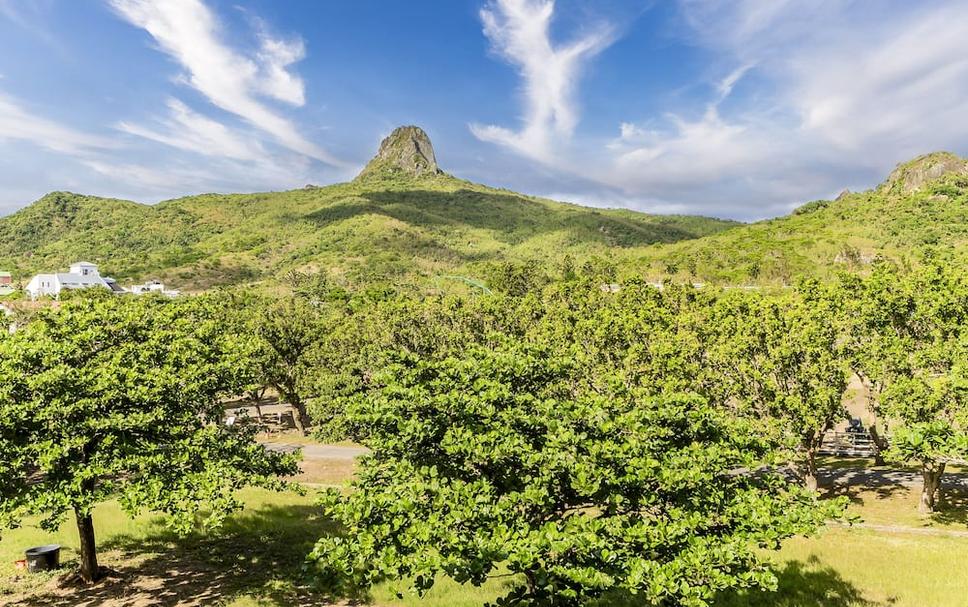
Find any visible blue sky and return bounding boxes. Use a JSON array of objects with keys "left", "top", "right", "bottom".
[{"left": 1, "top": 0, "right": 967, "bottom": 220}]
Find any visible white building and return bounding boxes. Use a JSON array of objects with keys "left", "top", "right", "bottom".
[
  {"left": 25, "top": 262, "right": 125, "bottom": 300},
  {"left": 128, "top": 279, "right": 180, "bottom": 297}
]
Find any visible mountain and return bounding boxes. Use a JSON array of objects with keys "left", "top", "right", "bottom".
[
  {"left": 635, "top": 152, "right": 968, "bottom": 284},
  {"left": 0, "top": 126, "right": 737, "bottom": 290},
  {"left": 5, "top": 128, "right": 961, "bottom": 291}
]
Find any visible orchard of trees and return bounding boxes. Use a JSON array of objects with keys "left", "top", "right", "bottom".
[{"left": 1, "top": 252, "right": 965, "bottom": 606}]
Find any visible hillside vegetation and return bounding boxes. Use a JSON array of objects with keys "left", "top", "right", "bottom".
[
  {"left": 638, "top": 152, "right": 968, "bottom": 283},
  {"left": 1, "top": 130, "right": 965, "bottom": 290},
  {"left": 0, "top": 177, "right": 735, "bottom": 291}
]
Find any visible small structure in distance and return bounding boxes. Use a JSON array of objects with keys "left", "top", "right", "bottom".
[
  {"left": 25, "top": 262, "right": 124, "bottom": 300},
  {"left": 127, "top": 279, "right": 180, "bottom": 298}
]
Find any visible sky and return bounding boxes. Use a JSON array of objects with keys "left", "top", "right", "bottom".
[{"left": 1, "top": 0, "right": 967, "bottom": 221}]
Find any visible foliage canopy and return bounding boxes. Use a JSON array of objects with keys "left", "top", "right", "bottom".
[{"left": 0, "top": 293, "right": 298, "bottom": 581}]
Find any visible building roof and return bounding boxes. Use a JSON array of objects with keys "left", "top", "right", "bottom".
[{"left": 55, "top": 272, "right": 107, "bottom": 287}]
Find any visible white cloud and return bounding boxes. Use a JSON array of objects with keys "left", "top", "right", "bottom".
[
  {"left": 108, "top": 0, "right": 346, "bottom": 167},
  {"left": 81, "top": 158, "right": 214, "bottom": 191},
  {"left": 117, "top": 97, "right": 268, "bottom": 162},
  {"left": 474, "top": 0, "right": 968, "bottom": 219},
  {"left": 0, "top": 91, "right": 117, "bottom": 155},
  {"left": 787, "top": 3, "right": 968, "bottom": 155},
  {"left": 253, "top": 20, "right": 306, "bottom": 106},
  {"left": 469, "top": 0, "right": 614, "bottom": 162},
  {"left": 79, "top": 150, "right": 315, "bottom": 202},
  {"left": 0, "top": 89, "right": 313, "bottom": 207}
]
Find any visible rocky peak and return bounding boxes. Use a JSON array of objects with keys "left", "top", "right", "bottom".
[
  {"left": 356, "top": 125, "right": 442, "bottom": 180},
  {"left": 880, "top": 151, "right": 968, "bottom": 194}
]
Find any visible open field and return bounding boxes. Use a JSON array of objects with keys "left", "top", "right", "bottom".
[{"left": 3, "top": 452, "right": 968, "bottom": 607}]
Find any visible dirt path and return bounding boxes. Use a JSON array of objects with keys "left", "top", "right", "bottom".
[
  {"left": 838, "top": 522, "right": 968, "bottom": 538},
  {"left": 263, "top": 443, "right": 369, "bottom": 460}
]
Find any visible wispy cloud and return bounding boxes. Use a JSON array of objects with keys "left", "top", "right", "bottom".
[
  {"left": 0, "top": 0, "right": 63, "bottom": 49},
  {"left": 784, "top": 3, "right": 968, "bottom": 155},
  {"left": 108, "top": 0, "right": 346, "bottom": 167},
  {"left": 80, "top": 153, "right": 309, "bottom": 197},
  {"left": 0, "top": 91, "right": 117, "bottom": 155},
  {"left": 117, "top": 97, "right": 268, "bottom": 162},
  {"left": 469, "top": 0, "right": 614, "bottom": 162},
  {"left": 0, "top": 88, "right": 310, "bottom": 206},
  {"left": 474, "top": 0, "right": 968, "bottom": 219}
]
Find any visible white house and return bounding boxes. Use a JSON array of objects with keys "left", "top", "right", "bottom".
[
  {"left": 25, "top": 262, "right": 125, "bottom": 300},
  {"left": 128, "top": 279, "right": 180, "bottom": 297}
]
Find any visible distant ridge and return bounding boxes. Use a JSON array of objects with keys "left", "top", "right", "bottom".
[
  {"left": 0, "top": 126, "right": 737, "bottom": 291},
  {"left": 641, "top": 151, "right": 968, "bottom": 284},
  {"left": 7, "top": 133, "right": 960, "bottom": 291}
]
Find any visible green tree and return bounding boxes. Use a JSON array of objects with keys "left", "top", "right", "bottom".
[
  {"left": 257, "top": 298, "right": 322, "bottom": 435},
  {"left": 310, "top": 299, "right": 842, "bottom": 606},
  {"left": 0, "top": 294, "right": 297, "bottom": 582},
  {"left": 848, "top": 258, "right": 968, "bottom": 513},
  {"left": 487, "top": 260, "right": 548, "bottom": 296},
  {"left": 713, "top": 285, "right": 850, "bottom": 492}
]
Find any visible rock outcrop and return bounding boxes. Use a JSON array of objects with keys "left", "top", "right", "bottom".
[
  {"left": 880, "top": 151, "right": 968, "bottom": 194},
  {"left": 356, "top": 125, "right": 442, "bottom": 180}
]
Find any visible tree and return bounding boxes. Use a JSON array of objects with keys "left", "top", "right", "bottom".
[
  {"left": 712, "top": 284, "right": 850, "bottom": 492},
  {"left": 310, "top": 298, "right": 842, "bottom": 606},
  {"left": 306, "top": 289, "right": 532, "bottom": 441},
  {"left": 848, "top": 258, "right": 968, "bottom": 513},
  {"left": 0, "top": 294, "right": 298, "bottom": 582},
  {"left": 257, "top": 298, "right": 322, "bottom": 435},
  {"left": 486, "top": 260, "right": 548, "bottom": 296}
]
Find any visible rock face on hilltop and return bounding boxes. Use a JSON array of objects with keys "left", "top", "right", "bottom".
[
  {"left": 881, "top": 151, "right": 968, "bottom": 194},
  {"left": 356, "top": 125, "right": 442, "bottom": 180}
]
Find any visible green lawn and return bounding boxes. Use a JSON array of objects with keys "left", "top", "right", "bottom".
[
  {"left": 717, "top": 528, "right": 968, "bottom": 607},
  {"left": 2, "top": 480, "right": 967, "bottom": 606}
]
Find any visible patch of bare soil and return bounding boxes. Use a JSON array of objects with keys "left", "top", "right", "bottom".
[{"left": 292, "top": 459, "right": 357, "bottom": 486}]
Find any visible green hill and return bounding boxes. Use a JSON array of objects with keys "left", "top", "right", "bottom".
[
  {"left": 0, "top": 127, "right": 737, "bottom": 291},
  {"left": 634, "top": 152, "right": 968, "bottom": 284},
  {"left": 3, "top": 127, "right": 963, "bottom": 291}
]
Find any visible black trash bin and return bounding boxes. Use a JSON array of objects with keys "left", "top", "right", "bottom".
[{"left": 25, "top": 545, "right": 61, "bottom": 573}]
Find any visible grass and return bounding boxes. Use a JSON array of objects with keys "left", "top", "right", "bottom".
[
  {"left": 816, "top": 456, "right": 967, "bottom": 475},
  {"left": 817, "top": 456, "right": 968, "bottom": 529},
  {"left": 2, "top": 457, "right": 968, "bottom": 606},
  {"left": 0, "top": 489, "right": 331, "bottom": 606},
  {"left": 717, "top": 528, "right": 968, "bottom": 606}
]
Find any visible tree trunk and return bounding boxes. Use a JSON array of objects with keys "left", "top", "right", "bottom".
[
  {"left": 919, "top": 462, "right": 945, "bottom": 515},
  {"left": 74, "top": 509, "right": 100, "bottom": 582},
  {"left": 247, "top": 388, "right": 265, "bottom": 419},
  {"left": 868, "top": 424, "right": 889, "bottom": 466},
  {"left": 932, "top": 462, "right": 946, "bottom": 508},
  {"left": 288, "top": 394, "right": 310, "bottom": 436},
  {"left": 804, "top": 447, "right": 819, "bottom": 493},
  {"left": 272, "top": 383, "right": 310, "bottom": 436}
]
